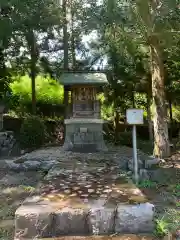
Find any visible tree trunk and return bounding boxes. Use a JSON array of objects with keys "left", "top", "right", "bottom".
[
  {"left": 70, "top": 0, "right": 76, "bottom": 69},
  {"left": 169, "top": 98, "right": 173, "bottom": 141},
  {"left": 26, "top": 31, "right": 38, "bottom": 115},
  {"left": 114, "top": 109, "right": 120, "bottom": 143},
  {"left": 63, "top": 0, "right": 68, "bottom": 70},
  {"left": 146, "top": 91, "right": 153, "bottom": 142},
  {"left": 31, "top": 64, "right": 36, "bottom": 115},
  {"left": 0, "top": 47, "right": 7, "bottom": 98},
  {"left": 150, "top": 37, "right": 170, "bottom": 158},
  {"left": 62, "top": 0, "right": 69, "bottom": 119},
  {"left": 71, "top": 32, "right": 76, "bottom": 69}
]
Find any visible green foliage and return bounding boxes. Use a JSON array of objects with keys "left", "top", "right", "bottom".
[
  {"left": 172, "top": 106, "right": 180, "bottom": 122},
  {"left": 173, "top": 184, "right": 180, "bottom": 197},
  {"left": 10, "top": 75, "right": 63, "bottom": 103},
  {"left": 98, "top": 93, "right": 114, "bottom": 120},
  {"left": 155, "top": 209, "right": 180, "bottom": 237},
  {"left": 101, "top": 104, "right": 114, "bottom": 120},
  {"left": 19, "top": 115, "right": 47, "bottom": 149},
  {"left": 138, "top": 180, "right": 157, "bottom": 188},
  {"left": 9, "top": 75, "right": 64, "bottom": 114},
  {"left": 155, "top": 218, "right": 169, "bottom": 237}
]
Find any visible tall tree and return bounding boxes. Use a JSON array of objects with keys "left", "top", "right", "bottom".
[
  {"left": 10, "top": 0, "right": 62, "bottom": 114},
  {"left": 0, "top": 3, "right": 14, "bottom": 98},
  {"left": 25, "top": 31, "right": 39, "bottom": 114},
  {"left": 134, "top": 0, "right": 179, "bottom": 157},
  {"left": 100, "top": 0, "right": 180, "bottom": 158},
  {"left": 63, "top": 0, "right": 69, "bottom": 70},
  {"left": 62, "top": 0, "right": 69, "bottom": 119}
]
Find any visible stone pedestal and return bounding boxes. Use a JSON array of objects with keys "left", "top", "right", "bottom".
[{"left": 63, "top": 118, "right": 107, "bottom": 152}]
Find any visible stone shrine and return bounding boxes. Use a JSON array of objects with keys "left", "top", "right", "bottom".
[{"left": 60, "top": 72, "right": 108, "bottom": 152}]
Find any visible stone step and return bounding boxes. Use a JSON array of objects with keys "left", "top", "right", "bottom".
[
  {"left": 37, "top": 235, "right": 155, "bottom": 240},
  {"left": 14, "top": 196, "right": 154, "bottom": 239}
]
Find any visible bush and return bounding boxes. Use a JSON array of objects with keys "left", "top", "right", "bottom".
[
  {"left": 9, "top": 75, "right": 64, "bottom": 116},
  {"left": 19, "top": 116, "right": 47, "bottom": 149}
]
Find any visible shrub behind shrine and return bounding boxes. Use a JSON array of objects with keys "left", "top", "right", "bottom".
[{"left": 19, "top": 116, "right": 47, "bottom": 149}]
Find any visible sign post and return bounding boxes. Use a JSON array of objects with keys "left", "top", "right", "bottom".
[{"left": 126, "top": 109, "right": 144, "bottom": 184}]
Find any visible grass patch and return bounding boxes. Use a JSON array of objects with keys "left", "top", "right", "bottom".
[
  {"left": 173, "top": 184, "right": 180, "bottom": 197},
  {"left": 0, "top": 184, "right": 35, "bottom": 238},
  {"left": 0, "top": 227, "right": 14, "bottom": 240},
  {"left": 138, "top": 180, "right": 157, "bottom": 188},
  {"left": 154, "top": 209, "right": 180, "bottom": 237}
]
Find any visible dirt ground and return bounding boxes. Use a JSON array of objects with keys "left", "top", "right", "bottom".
[{"left": 0, "top": 150, "right": 179, "bottom": 239}]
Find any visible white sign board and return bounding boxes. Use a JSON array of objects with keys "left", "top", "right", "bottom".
[{"left": 126, "top": 109, "right": 144, "bottom": 125}]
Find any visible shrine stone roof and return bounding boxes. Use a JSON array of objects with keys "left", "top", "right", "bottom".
[{"left": 59, "top": 73, "right": 108, "bottom": 86}]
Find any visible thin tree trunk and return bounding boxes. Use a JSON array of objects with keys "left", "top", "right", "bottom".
[
  {"left": 26, "top": 31, "right": 38, "bottom": 115},
  {"left": 70, "top": 0, "right": 76, "bottom": 69},
  {"left": 31, "top": 64, "right": 36, "bottom": 115},
  {"left": 114, "top": 109, "right": 120, "bottom": 143},
  {"left": 169, "top": 98, "right": 173, "bottom": 141},
  {"left": 62, "top": 0, "right": 69, "bottom": 119},
  {"left": 63, "top": 0, "right": 68, "bottom": 70},
  {"left": 0, "top": 47, "right": 7, "bottom": 98},
  {"left": 146, "top": 91, "right": 153, "bottom": 142},
  {"left": 150, "top": 37, "right": 170, "bottom": 158},
  {"left": 71, "top": 32, "right": 76, "bottom": 69}
]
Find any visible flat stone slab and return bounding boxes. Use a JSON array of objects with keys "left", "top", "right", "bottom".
[{"left": 15, "top": 160, "right": 154, "bottom": 239}]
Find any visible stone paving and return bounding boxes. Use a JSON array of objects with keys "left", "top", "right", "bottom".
[
  {"left": 5, "top": 145, "right": 158, "bottom": 173},
  {"left": 14, "top": 147, "right": 155, "bottom": 240}
]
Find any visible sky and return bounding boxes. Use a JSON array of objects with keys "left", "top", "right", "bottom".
[
  {"left": 82, "top": 31, "right": 108, "bottom": 69},
  {"left": 7, "top": 0, "right": 107, "bottom": 70}
]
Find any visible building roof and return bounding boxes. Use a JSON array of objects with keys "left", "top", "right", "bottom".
[{"left": 59, "top": 73, "right": 108, "bottom": 86}]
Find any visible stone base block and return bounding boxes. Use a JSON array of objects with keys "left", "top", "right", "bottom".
[
  {"left": 115, "top": 203, "right": 155, "bottom": 234},
  {"left": 63, "top": 119, "right": 107, "bottom": 153},
  {"left": 15, "top": 203, "right": 54, "bottom": 239},
  {"left": 88, "top": 205, "right": 116, "bottom": 235},
  {"left": 54, "top": 207, "right": 89, "bottom": 236}
]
